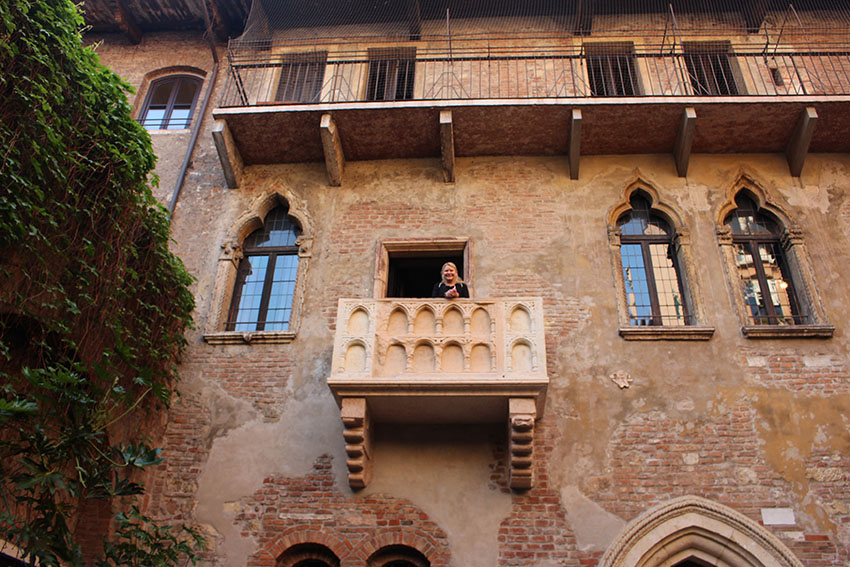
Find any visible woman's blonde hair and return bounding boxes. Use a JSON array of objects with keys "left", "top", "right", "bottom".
[{"left": 440, "top": 262, "right": 464, "bottom": 285}]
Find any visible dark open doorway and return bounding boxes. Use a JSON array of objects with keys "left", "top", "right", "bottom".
[{"left": 386, "top": 253, "right": 464, "bottom": 298}]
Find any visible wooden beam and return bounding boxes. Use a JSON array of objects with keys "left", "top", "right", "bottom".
[
  {"left": 212, "top": 119, "right": 243, "bottom": 189},
  {"left": 742, "top": 0, "right": 769, "bottom": 34},
  {"left": 440, "top": 110, "right": 455, "bottom": 183},
  {"left": 407, "top": 0, "right": 422, "bottom": 40},
  {"left": 786, "top": 107, "right": 817, "bottom": 177},
  {"left": 114, "top": 0, "right": 142, "bottom": 44},
  {"left": 569, "top": 108, "right": 582, "bottom": 180},
  {"left": 321, "top": 113, "right": 345, "bottom": 187},
  {"left": 674, "top": 107, "right": 697, "bottom": 177}
]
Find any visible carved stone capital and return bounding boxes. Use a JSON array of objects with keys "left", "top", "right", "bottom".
[
  {"left": 674, "top": 226, "right": 691, "bottom": 245},
  {"left": 607, "top": 226, "right": 622, "bottom": 246},
  {"left": 781, "top": 225, "right": 805, "bottom": 247},
  {"left": 220, "top": 240, "right": 243, "bottom": 264},
  {"left": 715, "top": 225, "right": 733, "bottom": 245},
  {"left": 296, "top": 236, "right": 313, "bottom": 257}
]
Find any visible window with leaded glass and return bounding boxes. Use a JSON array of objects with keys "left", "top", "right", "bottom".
[
  {"left": 617, "top": 192, "right": 689, "bottom": 326},
  {"left": 227, "top": 208, "right": 301, "bottom": 331},
  {"left": 724, "top": 194, "right": 803, "bottom": 325}
]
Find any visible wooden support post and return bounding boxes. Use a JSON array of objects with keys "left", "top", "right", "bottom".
[
  {"left": 569, "top": 108, "right": 582, "bottom": 180},
  {"left": 407, "top": 0, "right": 422, "bottom": 40},
  {"left": 786, "top": 107, "right": 817, "bottom": 177},
  {"left": 341, "top": 398, "right": 372, "bottom": 489},
  {"left": 440, "top": 110, "right": 455, "bottom": 183},
  {"left": 674, "top": 107, "right": 697, "bottom": 178},
  {"left": 508, "top": 398, "right": 536, "bottom": 491},
  {"left": 321, "top": 113, "right": 345, "bottom": 187},
  {"left": 114, "top": 0, "right": 142, "bottom": 44},
  {"left": 212, "top": 119, "right": 244, "bottom": 189}
]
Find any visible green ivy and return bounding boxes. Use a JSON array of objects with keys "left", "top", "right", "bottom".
[{"left": 0, "top": 0, "right": 199, "bottom": 565}]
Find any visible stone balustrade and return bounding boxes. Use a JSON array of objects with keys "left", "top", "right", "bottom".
[{"left": 327, "top": 297, "right": 549, "bottom": 490}]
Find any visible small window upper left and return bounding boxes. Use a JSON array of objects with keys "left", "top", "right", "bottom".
[{"left": 139, "top": 75, "right": 201, "bottom": 130}]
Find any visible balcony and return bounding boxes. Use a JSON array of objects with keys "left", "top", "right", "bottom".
[
  {"left": 326, "top": 297, "right": 549, "bottom": 490},
  {"left": 212, "top": 44, "right": 850, "bottom": 186}
]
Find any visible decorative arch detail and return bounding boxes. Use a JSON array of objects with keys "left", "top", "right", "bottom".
[
  {"left": 713, "top": 172, "right": 833, "bottom": 336},
  {"left": 606, "top": 176, "right": 713, "bottom": 338},
  {"left": 715, "top": 171, "right": 794, "bottom": 228},
  {"left": 204, "top": 188, "right": 314, "bottom": 343},
  {"left": 599, "top": 496, "right": 804, "bottom": 567},
  {"left": 607, "top": 175, "right": 685, "bottom": 229}
]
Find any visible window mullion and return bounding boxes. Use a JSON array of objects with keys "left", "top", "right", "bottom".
[
  {"left": 640, "top": 241, "right": 663, "bottom": 325},
  {"left": 162, "top": 77, "right": 181, "bottom": 129},
  {"left": 256, "top": 253, "right": 278, "bottom": 331},
  {"left": 748, "top": 240, "right": 779, "bottom": 324}
]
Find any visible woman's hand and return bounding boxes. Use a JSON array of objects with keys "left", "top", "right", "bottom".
[{"left": 445, "top": 286, "right": 460, "bottom": 298}]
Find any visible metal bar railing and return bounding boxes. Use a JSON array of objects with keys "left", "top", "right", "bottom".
[{"left": 219, "top": 50, "right": 850, "bottom": 107}]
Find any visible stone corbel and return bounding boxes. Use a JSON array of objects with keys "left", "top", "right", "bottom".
[
  {"left": 341, "top": 398, "right": 372, "bottom": 489},
  {"left": 781, "top": 225, "right": 805, "bottom": 248},
  {"left": 296, "top": 236, "right": 313, "bottom": 258},
  {"left": 508, "top": 398, "right": 536, "bottom": 490},
  {"left": 715, "top": 225, "right": 733, "bottom": 245}
]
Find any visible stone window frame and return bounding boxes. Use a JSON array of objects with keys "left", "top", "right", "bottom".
[
  {"left": 373, "top": 238, "right": 472, "bottom": 299},
  {"left": 608, "top": 178, "right": 714, "bottom": 340},
  {"left": 715, "top": 174, "right": 833, "bottom": 339},
  {"left": 204, "top": 188, "right": 313, "bottom": 345}
]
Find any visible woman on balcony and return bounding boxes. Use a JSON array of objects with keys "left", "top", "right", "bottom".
[{"left": 431, "top": 262, "right": 469, "bottom": 299}]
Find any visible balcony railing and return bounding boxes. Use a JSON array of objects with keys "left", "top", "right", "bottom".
[
  {"left": 326, "top": 296, "right": 549, "bottom": 425},
  {"left": 326, "top": 297, "right": 550, "bottom": 489},
  {"left": 221, "top": 46, "right": 850, "bottom": 107}
]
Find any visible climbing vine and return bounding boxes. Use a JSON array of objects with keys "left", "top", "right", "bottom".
[{"left": 0, "top": 0, "right": 199, "bottom": 565}]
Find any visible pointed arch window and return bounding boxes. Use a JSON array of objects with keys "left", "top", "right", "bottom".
[
  {"left": 724, "top": 194, "right": 802, "bottom": 325},
  {"left": 617, "top": 193, "right": 688, "bottom": 326},
  {"left": 227, "top": 207, "right": 301, "bottom": 332},
  {"left": 609, "top": 187, "right": 713, "bottom": 340}
]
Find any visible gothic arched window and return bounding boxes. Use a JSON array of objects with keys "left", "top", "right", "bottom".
[
  {"left": 617, "top": 192, "right": 688, "bottom": 326},
  {"left": 724, "top": 193, "right": 802, "bottom": 325},
  {"left": 227, "top": 207, "right": 301, "bottom": 332}
]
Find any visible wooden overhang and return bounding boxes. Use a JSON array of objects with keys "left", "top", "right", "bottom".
[{"left": 212, "top": 96, "right": 850, "bottom": 186}]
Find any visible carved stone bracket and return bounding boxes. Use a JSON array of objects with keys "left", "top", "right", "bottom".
[
  {"left": 341, "top": 398, "right": 372, "bottom": 489},
  {"left": 508, "top": 398, "right": 536, "bottom": 490}
]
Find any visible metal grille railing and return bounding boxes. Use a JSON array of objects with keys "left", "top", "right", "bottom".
[{"left": 220, "top": 48, "right": 850, "bottom": 107}]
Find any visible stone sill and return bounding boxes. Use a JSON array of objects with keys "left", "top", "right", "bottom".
[
  {"left": 742, "top": 324, "right": 835, "bottom": 339},
  {"left": 203, "top": 331, "right": 296, "bottom": 345},
  {"left": 619, "top": 326, "right": 715, "bottom": 340}
]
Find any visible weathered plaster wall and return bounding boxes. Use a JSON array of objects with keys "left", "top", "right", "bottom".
[{"left": 140, "top": 146, "right": 850, "bottom": 567}]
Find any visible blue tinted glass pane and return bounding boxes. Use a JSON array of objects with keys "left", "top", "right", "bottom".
[
  {"left": 733, "top": 244, "right": 769, "bottom": 324},
  {"left": 166, "top": 107, "right": 191, "bottom": 129},
  {"left": 233, "top": 256, "right": 269, "bottom": 331},
  {"left": 621, "top": 244, "right": 653, "bottom": 325},
  {"left": 142, "top": 107, "right": 166, "bottom": 130},
  {"left": 265, "top": 255, "right": 298, "bottom": 330},
  {"left": 649, "top": 243, "right": 685, "bottom": 325},
  {"left": 244, "top": 208, "right": 300, "bottom": 249}
]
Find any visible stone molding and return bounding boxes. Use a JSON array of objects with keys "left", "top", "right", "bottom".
[
  {"left": 714, "top": 176, "right": 832, "bottom": 333},
  {"left": 204, "top": 189, "right": 313, "bottom": 341},
  {"left": 599, "top": 495, "right": 804, "bottom": 567},
  {"left": 608, "top": 180, "right": 709, "bottom": 332}
]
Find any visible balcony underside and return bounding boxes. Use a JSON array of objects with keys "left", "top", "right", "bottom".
[{"left": 213, "top": 97, "right": 850, "bottom": 168}]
